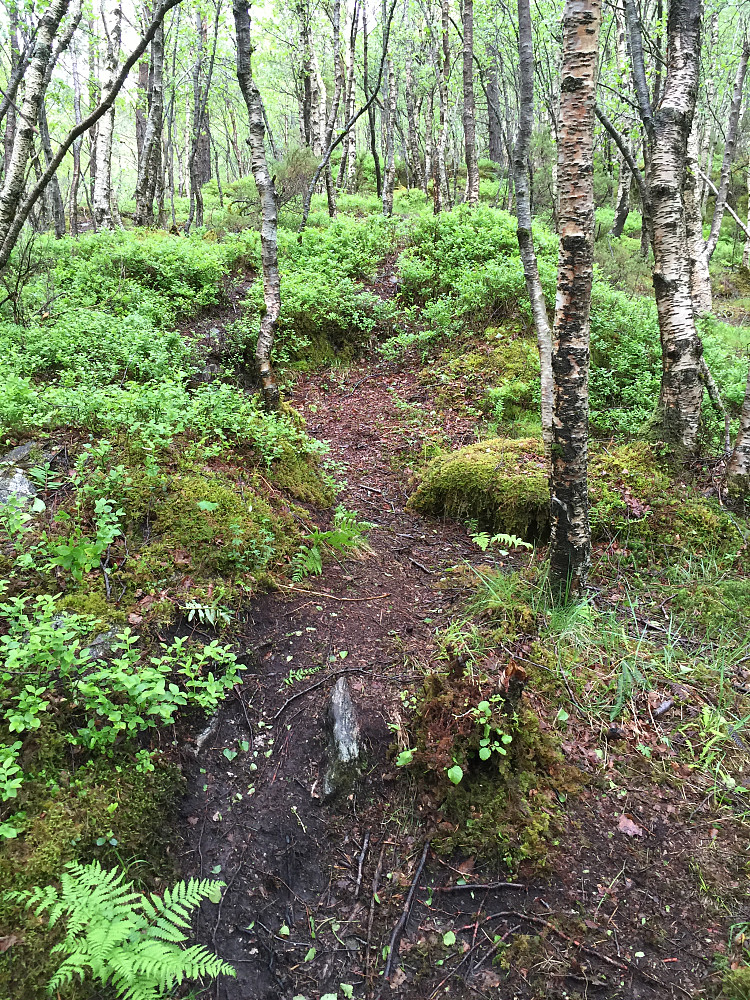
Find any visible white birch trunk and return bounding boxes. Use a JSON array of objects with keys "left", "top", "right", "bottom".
[
  {"left": 233, "top": 0, "right": 280, "bottom": 411},
  {"left": 93, "top": 0, "right": 122, "bottom": 230},
  {"left": 461, "top": 0, "right": 479, "bottom": 206},
  {"left": 382, "top": 58, "right": 396, "bottom": 216},
  {"left": 548, "top": 0, "right": 601, "bottom": 599},
  {"left": 684, "top": 122, "right": 712, "bottom": 314},
  {"left": 0, "top": 0, "right": 70, "bottom": 243}
]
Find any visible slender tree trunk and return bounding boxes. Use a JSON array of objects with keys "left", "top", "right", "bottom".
[
  {"left": 727, "top": 369, "right": 750, "bottom": 497},
  {"left": 648, "top": 0, "right": 704, "bottom": 454},
  {"left": 3, "top": 2, "right": 20, "bottom": 176},
  {"left": 233, "top": 0, "right": 280, "bottom": 411},
  {"left": 425, "top": 88, "right": 434, "bottom": 198},
  {"left": 705, "top": 39, "right": 749, "bottom": 261},
  {"left": 70, "top": 37, "right": 83, "bottom": 235},
  {"left": 0, "top": 0, "right": 70, "bottom": 241},
  {"left": 323, "top": 0, "right": 344, "bottom": 217},
  {"left": 405, "top": 42, "right": 423, "bottom": 189},
  {"left": 87, "top": 16, "right": 99, "bottom": 212},
  {"left": 549, "top": 0, "right": 602, "bottom": 600},
  {"left": 134, "top": 18, "right": 164, "bottom": 225},
  {"left": 363, "top": 5, "right": 382, "bottom": 197},
  {"left": 743, "top": 160, "right": 750, "bottom": 270},
  {"left": 611, "top": 2, "right": 631, "bottom": 237},
  {"left": 382, "top": 58, "right": 396, "bottom": 215},
  {"left": 514, "top": 0, "right": 553, "bottom": 456},
  {"left": 461, "top": 0, "right": 479, "bottom": 206},
  {"left": 487, "top": 46, "right": 503, "bottom": 165},
  {"left": 93, "top": 0, "right": 122, "bottom": 230},
  {"left": 684, "top": 121, "right": 712, "bottom": 313},
  {"left": 435, "top": 0, "right": 451, "bottom": 211}
]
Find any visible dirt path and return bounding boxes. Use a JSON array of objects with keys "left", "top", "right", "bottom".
[
  {"left": 177, "top": 351, "right": 731, "bottom": 1000},
  {"left": 178, "top": 356, "right": 499, "bottom": 999}
]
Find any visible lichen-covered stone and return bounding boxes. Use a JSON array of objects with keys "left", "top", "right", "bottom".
[{"left": 322, "top": 677, "right": 362, "bottom": 802}]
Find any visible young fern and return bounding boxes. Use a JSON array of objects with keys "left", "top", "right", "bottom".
[
  {"left": 6, "top": 860, "right": 234, "bottom": 1000},
  {"left": 290, "top": 506, "right": 374, "bottom": 582}
]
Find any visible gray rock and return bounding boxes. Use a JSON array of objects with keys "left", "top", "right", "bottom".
[
  {"left": 322, "top": 677, "right": 362, "bottom": 802},
  {"left": 0, "top": 466, "right": 36, "bottom": 506},
  {"left": 82, "top": 627, "right": 122, "bottom": 662},
  {"left": 0, "top": 442, "right": 36, "bottom": 467}
]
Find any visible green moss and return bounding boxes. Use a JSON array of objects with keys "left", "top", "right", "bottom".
[
  {"left": 148, "top": 471, "right": 298, "bottom": 576},
  {"left": 407, "top": 437, "right": 549, "bottom": 538},
  {"left": 0, "top": 750, "right": 182, "bottom": 999},
  {"left": 420, "top": 331, "right": 540, "bottom": 421},
  {"left": 722, "top": 967, "right": 750, "bottom": 1000},
  {"left": 271, "top": 446, "right": 335, "bottom": 507},
  {"left": 409, "top": 436, "right": 746, "bottom": 553},
  {"left": 57, "top": 590, "right": 127, "bottom": 626}
]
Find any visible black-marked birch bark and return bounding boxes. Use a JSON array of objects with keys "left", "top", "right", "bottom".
[
  {"left": 232, "top": 0, "right": 281, "bottom": 411},
  {"left": 513, "top": 0, "right": 552, "bottom": 457},
  {"left": 461, "top": 0, "right": 478, "bottom": 206},
  {"left": 549, "top": 0, "right": 601, "bottom": 600}
]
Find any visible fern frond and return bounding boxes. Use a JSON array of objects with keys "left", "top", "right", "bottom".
[{"left": 17, "top": 862, "right": 232, "bottom": 1000}]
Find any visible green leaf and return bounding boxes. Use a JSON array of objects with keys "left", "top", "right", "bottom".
[
  {"left": 396, "top": 749, "right": 414, "bottom": 767},
  {"left": 443, "top": 930, "right": 456, "bottom": 947},
  {"left": 197, "top": 500, "right": 219, "bottom": 511},
  {"left": 278, "top": 923, "right": 291, "bottom": 937},
  {"left": 478, "top": 747, "right": 491, "bottom": 761},
  {"left": 447, "top": 765, "right": 463, "bottom": 785},
  {"left": 304, "top": 946, "right": 316, "bottom": 961},
  {"left": 341, "top": 986, "right": 354, "bottom": 998},
  {"left": 223, "top": 749, "right": 238, "bottom": 761},
  {"left": 556, "top": 708, "right": 570, "bottom": 724}
]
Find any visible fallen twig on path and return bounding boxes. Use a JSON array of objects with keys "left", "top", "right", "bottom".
[
  {"left": 380, "top": 841, "right": 431, "bottom": 991},
  {"left": 273, "top": 667, "right": 369, "bottom": 720},
  {"left": 355, "top": 832, "right": 370, "bottom": 899},
  {"left": 433, "top": 881, "right": 525, "bottom": 892},
  {"left": 277, "top": 583, "right": 391, "bottom": 602}
]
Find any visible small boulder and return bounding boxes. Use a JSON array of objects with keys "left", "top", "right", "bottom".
[
  {"left": 322, "top": 677, "right": 362, "bottom": 802},
  {"left": 82, "top": 628, "right": 122, "bottom": 662},
  {"left": 0, "top": 467, "right": 36, "bottom": 506}
]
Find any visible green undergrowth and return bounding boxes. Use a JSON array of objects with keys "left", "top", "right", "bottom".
[
  {"left": 230, "top": 215, "right": 401, "bottom": 370},
  {"left": 407, "top": 436, "right": 747, "bottom": 557},
  {"left": 395, "top": 555, "right": 750, "bottom": 871}
]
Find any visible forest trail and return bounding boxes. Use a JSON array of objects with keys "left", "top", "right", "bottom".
[
  {"left": 178, "top": 354, "right": 503, "bottom": 999},
  {"left": 174, "top": 340, "right": 724, "bottom": 1000}
]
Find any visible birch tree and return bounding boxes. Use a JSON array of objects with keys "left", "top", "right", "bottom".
[
  {"left": 513, "top": 0, "right": 552, "bottom": 456},
  {"left": 548, "top": 0, "right": 601, "bottom": 599},
  {"left": 92, "top": 0, "right": 122, "bottom": 230},
  {"left": 233, "top": 0, "right": 281, "bottom": 410},
  {"left": 461, "top": 0, "right": 479, "bottom": 206}
]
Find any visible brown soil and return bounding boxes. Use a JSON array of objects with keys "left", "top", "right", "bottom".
[{"left": 177, "top": 350, "right": 741, "bottom": 999}]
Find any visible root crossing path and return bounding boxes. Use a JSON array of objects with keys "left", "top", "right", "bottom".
[{"left": 179, "top": 357, "right": 492, "bottom": 999}]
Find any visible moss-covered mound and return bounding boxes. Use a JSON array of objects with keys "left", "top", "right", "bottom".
[
  {"left": 408, "top": 436, "right": 744, "bottom": 551},
  {"left": 407, "top": 437, "right": 550, "bottom": 538}
]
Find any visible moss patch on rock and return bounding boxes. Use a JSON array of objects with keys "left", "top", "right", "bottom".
[
  {"left": 407, "top": 437, "right": 549, "bottom": 538},
  {"left": 408, "top": 436, "right": 746, "bottom": 554}
]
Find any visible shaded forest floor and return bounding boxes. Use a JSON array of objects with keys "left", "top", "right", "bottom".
[
  {"left": 179, "top": 348, "right": 749, "bottom": 1000},
  {"left": 0, "top": 213, "right": 748, "bottom": 1000}
]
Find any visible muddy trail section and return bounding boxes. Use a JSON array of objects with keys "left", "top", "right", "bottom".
[{"left": 177, "top": 356, "right": 733, "bottom": 1000}]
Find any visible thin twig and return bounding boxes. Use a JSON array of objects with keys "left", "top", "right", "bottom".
[
  {"left": 277, "top": 583, "right": 391, "bottom": 603},
  {"left": 355, "top": 831, "right": 370, "bottom": 900},
  {"left": 273, "top": 667, "right": 368, "bottom": 721},
  {"left": 433, "top": 881, "right": 525, "bottom": 892},
  {"left": 380, "top": 841, "right": 431, "bottom": 989}
]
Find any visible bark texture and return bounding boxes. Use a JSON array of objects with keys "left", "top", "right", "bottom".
[
  {"left": 648, "top": 0, "right": 703, "bottom": 454},
  {"left": 233, "top": 0, "right": 281, "bottom": 411},
  {"left": 92, "top": 0, "right": 122, "bottom": 230},
  {"left": 705, "top": 39, "right": 749, "bottom": 261},
  {"left": 513, "top": 0, "right": 553, "bottom": 456},
  {"left": 727, "top": 369, "right": 750, "bottom": 498},
  {"left": 382, "top": 58, "right": 396, "bottom": 216},
  {"left": 0, "top": 0, "right": 70, "bottom": 243},
  {"left": 549, "top": 0, "right": 601, "bottom": 600},
  {"left": 134, "top": 17, "right": 165, "bottom": 226},
  {"left": 461, "top": 0, "right": 479, "bottom": 206}
]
